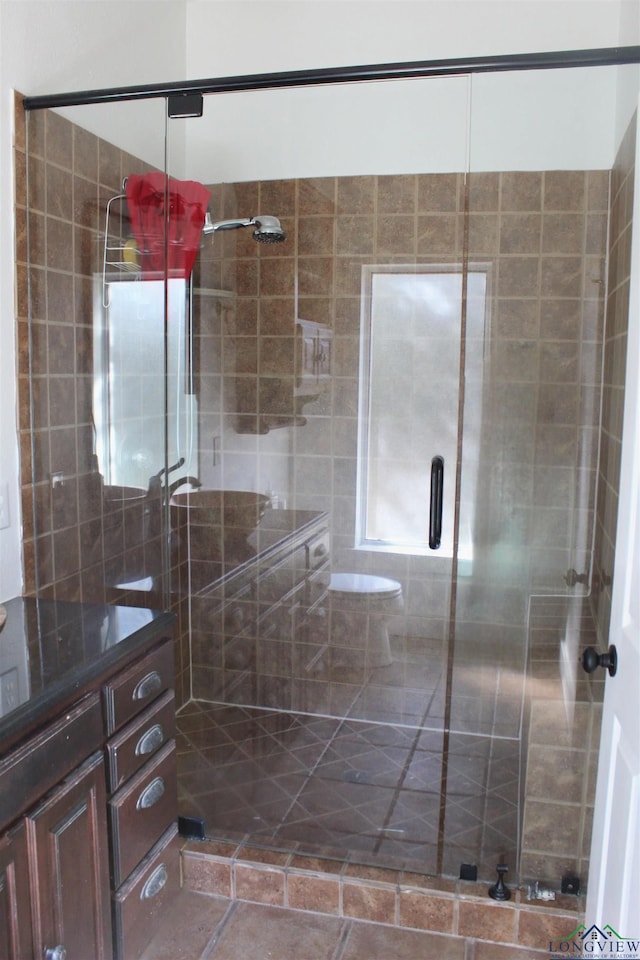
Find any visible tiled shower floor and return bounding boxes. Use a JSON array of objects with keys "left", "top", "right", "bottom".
[{"left": 177, "top": 693, "right": 520, "bottom": 880}]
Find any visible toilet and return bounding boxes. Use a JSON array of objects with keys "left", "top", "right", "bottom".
[{"left": 327, "top": 573, "right": 404, "bottom": 668}]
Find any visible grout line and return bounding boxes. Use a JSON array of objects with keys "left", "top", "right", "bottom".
[
  {"left": 200, "top": 899, "right": 238, "bottom": 959},
  {"left": 271, "top": 714, "right": 345, "bottom": 836},
  {"left": 330, "top": 919, "right": 353, "bottom": 960},
  {"left": 372, "top": 670, "right": 444, "bottom": 854}
]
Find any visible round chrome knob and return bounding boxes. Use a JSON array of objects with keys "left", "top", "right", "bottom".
[{"left": 44, "top": 946, "right": 67, "bottom": 960}]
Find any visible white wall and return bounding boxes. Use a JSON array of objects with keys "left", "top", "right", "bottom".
[
  {"left": 184, "top": 1, "right": 631, "bottom": 182},
  {"left": 0, "top": 0, "right": 187, "bottom": 601},
  {"left": 617, "top": 0, "right": 640, "bottom": 143},
  {"left": 185, "top": 0, "right": 628, "bottom": 74},
  {"left": 0, "top": 0, "right": 637, "bottom": 601},
  {"left": 185, "top": 64, "right": 621, "bottom": 183}
]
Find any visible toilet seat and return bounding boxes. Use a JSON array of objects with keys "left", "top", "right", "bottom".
[
  {"left": 327, "top": 573, "right": 403, "bottom": 668},
  {"left": 328, "top": 573, "right": 402, "bottom": 599}
]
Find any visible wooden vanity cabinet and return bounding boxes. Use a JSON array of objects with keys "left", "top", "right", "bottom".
[
  {"left": 26, "top": 752, "right": 112, "bottom": 960},
  {"left": 0, "top": 691, "right": 110, "bottom": 960},
  {"left": 104, "top": 639, "right": 179, "bottom": 960},
  {"left": 0, "top": 620, "right": 178, "bottom": 960},
  {"left": 0, "top": 824, "right": 33, "bottom": 960},
  {"left": 192, "top": 514, "right": 330, "bottom": 706}
]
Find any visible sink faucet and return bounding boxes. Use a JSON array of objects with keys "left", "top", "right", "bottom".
[
  {"left": 167, "top": 476, "right": 202, "bottom": 499},
  {"left": 147, "top": 459, "right": 201, "bottom": 501}
]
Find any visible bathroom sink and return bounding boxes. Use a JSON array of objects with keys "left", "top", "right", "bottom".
[
  {"left": 103, "top": 485, "right": 148, "bottom": 504},
  {"left": 170, "top": 490, "right": 270, "bottom": 529}
]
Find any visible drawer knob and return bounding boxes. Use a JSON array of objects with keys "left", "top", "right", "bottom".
[
  {"left": 133, "top": 670, "right": 162, "bottom": 701},
  {"left": 135, "top": 724, "right": 164, "bottom": 757},
  {"left": 44, "top": 947, "right": 67, "bottom": 960},
  {"left": 140, "top": 863, "right": 168, "bottom": 900},
  {"left": 136, "top": 776, "right": 165, "bottom": 811}
]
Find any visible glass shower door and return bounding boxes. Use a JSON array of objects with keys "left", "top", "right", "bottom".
[
  {"left": 172, "top": 74, "right": 474, "bottom": 875},
  {"left": 447, "top": 64, "right": 620, "bottom": 886}
]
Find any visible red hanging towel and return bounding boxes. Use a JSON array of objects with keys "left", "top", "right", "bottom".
[{"left": 125, "top": 173, "right": 210, "bottom": 280}]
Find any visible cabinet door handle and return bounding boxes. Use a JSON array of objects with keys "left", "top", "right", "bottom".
[
  {"left": 136, "top": 776, "right": 165, "bottom": 810},
  {"left": 133, "top": 670, "right": 162, "bottom": 701},
  {"left": 44, "top": 947, "right": 67, "bottom": 960},
  {"left": 135, "top": 724, "right": 164, "bottom": 757},
  {"left": 140, "top": 863, "right": 168, "bottom": 900}
]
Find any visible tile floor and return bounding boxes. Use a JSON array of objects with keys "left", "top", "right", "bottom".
[
  {"left": 140, "top": 889, "right": 551, "bottom": 959},
  {"left": 163, "top": 602, "right": 595, "bottom": 959},
  {"left": 177, "top": 698, "right": 520, "bottom": 880}
]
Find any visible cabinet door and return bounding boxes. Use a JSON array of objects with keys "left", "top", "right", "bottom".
[
  {"left": 0, "top": 823, "right": 33, "bottom": 960},
  {"left": 26, "top": 752, "right": 112, "bottom": 960}
]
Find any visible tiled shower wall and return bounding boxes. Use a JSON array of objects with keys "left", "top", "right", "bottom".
[
  {"left": 591, "top": 112, "right": 636, "bottom": 643},
  {"left": 193, "top": 168, "right": 608, "bottom": 731},
  {"left": 521, "top": 596, "right": 604, "bottom": 888},
  {"left": 13, "top": 100, "right": 191, "bottom": 702},
  {"left": 15, "top": 94, "right": 612, "bottom": 723}
]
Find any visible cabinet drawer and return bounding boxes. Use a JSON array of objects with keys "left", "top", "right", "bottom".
[
  {"left": 256, "top": 548, "right": 304, "bottom": 604},
  {"left": 306, "top": 564, "right": 330, "bottom": 610},
  {"left": 103, "top": 640, "right": 174, "bottom": 735},
  {"left": 112, "top": 824, "right": 180, "bottom": 960},
  {"left": 109, "top": 740, "right": 177, "bottom": 887},
  {"left": 105, "top": 691, "right": 176, "bottom": 793},
  {"left": 306, "top": 530, "right": 330, "bottom": 570},
  {"left": 0, "top": 693, "right": 103, "bottom": 832}
]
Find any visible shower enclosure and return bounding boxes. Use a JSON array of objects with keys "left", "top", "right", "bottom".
[{"left": 18, "top": 49, "right": 638, "bottom": 888}]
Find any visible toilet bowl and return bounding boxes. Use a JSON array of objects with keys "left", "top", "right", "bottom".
[{"left": 327, "top": 573, "right": 404, "bottom": 667}]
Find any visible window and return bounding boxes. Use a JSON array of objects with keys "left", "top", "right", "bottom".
[{"left": 356, "top": 264, "right": 489, "bottom": 559}]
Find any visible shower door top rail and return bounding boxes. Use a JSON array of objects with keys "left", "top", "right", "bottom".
[{"left": 22, "top": 45, "right": 640, "bottom": 111}]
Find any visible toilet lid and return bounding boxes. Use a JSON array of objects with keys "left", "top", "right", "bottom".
[{"left": 329, "top": 573, "right": 402, "bottom": 598}]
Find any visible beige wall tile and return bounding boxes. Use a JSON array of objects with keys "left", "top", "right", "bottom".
[
  {"left": 287, "top": 873, "right": 340, "bottom": 914},
  {"left": 343, "top": 880, "right": 396, "bottom": 923},
  {"left": 399, "top": 889, "right": 454, "bottom": 932},
  {"left": 235, "top": 864, "right": 285, "bottom": 905},
  {"left": 457, "top": 899, "right": 517, "bottom": 942},
  {"left": 518, "top": 907, "right": 580, "bottom": 948},
  {"left": 182, "top": 853, "right": 232, "bottom": 897}
]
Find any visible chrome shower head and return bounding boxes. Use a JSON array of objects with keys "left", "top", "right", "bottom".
[
  {"left": 202, "top": 212, "right": 286, "bottom": 243},
  {"left": 251, "top": 215, "right": 286, "bottom": 244}
]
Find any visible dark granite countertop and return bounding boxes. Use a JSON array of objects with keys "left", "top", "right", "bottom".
[{"left": 0, "top": 597, "right": 174, "bottom": 752}]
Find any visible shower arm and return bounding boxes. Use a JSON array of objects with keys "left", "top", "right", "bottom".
[{"left": 202, "top": 214, "right": 253, "bottom": 235}]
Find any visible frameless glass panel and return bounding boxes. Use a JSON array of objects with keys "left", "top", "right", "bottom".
[
  {"left": 447, "top": 64, "right": 630, "bottom": 887},
  {"left": 170, "top": 75, "right": 471, "bottom": 873},
  {"left": 22, "top": 98, "right": 168, "bottom": 607}
]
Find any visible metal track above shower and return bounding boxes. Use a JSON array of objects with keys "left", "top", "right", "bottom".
[{"left": 21, "top": 45, "right": 640, "bottom": 111}]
